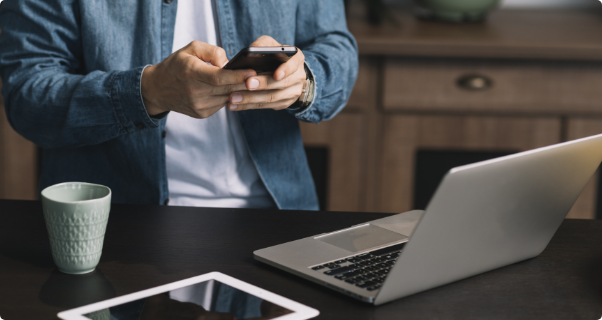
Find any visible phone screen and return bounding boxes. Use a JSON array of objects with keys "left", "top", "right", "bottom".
[{"left": 224, "top": 47, "right": 297, "bottom": 73}]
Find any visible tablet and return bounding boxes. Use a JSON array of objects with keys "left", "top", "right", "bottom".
[{"left": 58, "top": 272, "right": 319, "bottom": 320}]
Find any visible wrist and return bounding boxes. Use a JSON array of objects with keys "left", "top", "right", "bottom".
[
  {"left": 141, "top": 65, "right": 166, "bottom": 116},
  {"left": 290, "top": 64, "right": 315, "bottom": 109}
]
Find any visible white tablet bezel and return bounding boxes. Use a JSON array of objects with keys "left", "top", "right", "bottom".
[{"left": 57, "top": 271, "right": 319, "bottom": 320}]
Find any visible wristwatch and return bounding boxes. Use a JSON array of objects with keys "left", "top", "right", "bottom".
[{"left": 290, "top": 64, "right": 315, "bottom": 109}]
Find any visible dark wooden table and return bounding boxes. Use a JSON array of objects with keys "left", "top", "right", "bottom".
[{"left": 1, "top": 199, "right": 602, "bottom": 320}]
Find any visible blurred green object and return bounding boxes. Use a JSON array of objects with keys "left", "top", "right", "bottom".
[{"left": 416, "top": 0, "right": 500, "bottom": 22}]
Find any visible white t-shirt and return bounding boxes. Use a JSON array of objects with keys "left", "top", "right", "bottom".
[{"left": 165, "top": 0, "right": 274, "bottom": 208}]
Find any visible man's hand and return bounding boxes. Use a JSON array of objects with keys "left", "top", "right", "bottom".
[
  {"left": 227, "top": 36, "right": 307, "bottom": 112},
  {"left": 141, "top": 41, "right": 256, "bottom": 119}
]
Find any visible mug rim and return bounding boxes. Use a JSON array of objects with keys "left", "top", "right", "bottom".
[{"left": 41, "top": 182, "right": 112, "bottom": 204}]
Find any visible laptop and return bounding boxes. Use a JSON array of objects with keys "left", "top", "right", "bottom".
[{"left": 254, "top": 133, "right": 602, "bottom": 305}]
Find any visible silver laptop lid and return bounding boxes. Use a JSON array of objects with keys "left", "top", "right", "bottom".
[{"left": 375, "top": 133, "right": 602, "bottom": 305}]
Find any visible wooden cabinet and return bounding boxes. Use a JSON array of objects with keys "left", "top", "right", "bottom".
[
  {"left": 302, "top": 54, "right": 602, "bottom": 218},
  {"left": 300, "top": 8, "right": 602, "bottom": 218},
  {"left": 0, "top": 80, "right": 38, "bottom": 200},
  {"left": 299, "top": 57, "right": 380, "bottom": 212},
  {"left": 300, "top": 114, "right": 365, "bottom": 212},
  {"left": 565, "top": 119, "right": 602, "bottom": 219},
  {"left": 377, "top": 115, "right": 561, "bottom": 213}
]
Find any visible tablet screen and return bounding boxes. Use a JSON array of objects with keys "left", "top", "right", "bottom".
[{"left": 83, "top": 279, "right": 293, "bottom": 320}]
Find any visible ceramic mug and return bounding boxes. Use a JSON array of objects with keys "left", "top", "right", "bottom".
[{"left": 41, "top": 182, "right": 111, "bottom": 274}]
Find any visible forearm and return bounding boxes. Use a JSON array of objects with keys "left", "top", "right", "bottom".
[
  {"left": 1, "top": 66, "right": 159, "bottom": 149},
  {"left": 292, "top": 39, "right": 358, "bottom": 123},
  {"left": 291, "top": 0, "right": 359, "bottom": 124}
]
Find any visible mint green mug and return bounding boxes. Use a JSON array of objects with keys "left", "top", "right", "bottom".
[{"left": 41, "top": 182, "right": 111, "bottom": 274}]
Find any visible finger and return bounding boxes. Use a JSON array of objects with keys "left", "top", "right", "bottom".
[
  {"left": 212, "top": 82, "right": 249, "bottom": 95},
  {"left": 192, "top": 62, "right": 256, "bottom": 86},
  {"left": 193, "top": 104, "right": 224, "bottom": 119},
  {"left": 249, "top": 35, "right": 282, "bottom": 47},
  {"left": 229, "top": 85, "right": 302, "bottom": 107},
  {"left": 246, "top": 66, "right": 305, "bottom": 91},
  {"left": 274, "top": 48, "right": 305, "bottom": 81},
  {"left": 181, "top": 41, "right": 256, "bottom": 85},
  {"left": 176, "top": 102, "right": 221, "bottom": 119},
  {"left": 181, "top": 40, "right": 229, "bottom": 67},
  {"left": 176, "top": 95, "right": 228, "bottom": 119},
  {"left": 191, "top": 94, "right": 229, "bottom": 111},
  {"left": 228, "top": 98, "right": 298, "bottom": 112}
]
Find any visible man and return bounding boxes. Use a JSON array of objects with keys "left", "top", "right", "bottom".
[{"left": 0, "top": 0, "right": 358, "bottom": 210}]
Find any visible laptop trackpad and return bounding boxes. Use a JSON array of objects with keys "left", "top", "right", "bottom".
[{"left": 316, "top": 224, "right": 407, "bottom": 253}]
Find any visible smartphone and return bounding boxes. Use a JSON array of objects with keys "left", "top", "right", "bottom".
[{"left": 223, "top": 46, "right": 298, "bottom": 73}]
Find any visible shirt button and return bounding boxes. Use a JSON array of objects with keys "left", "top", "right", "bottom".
[
  {"left": 135, "top": 122, "right": 145, "bottom": 130},
  {"left": 162, "top": 130, "right": 167, "bottom": 138},
  {"left": 164, "top": 198, "right": 170, "bottom": 205},
  {"left": 164, "top": 0, "right": 173, "bottom": 3}
]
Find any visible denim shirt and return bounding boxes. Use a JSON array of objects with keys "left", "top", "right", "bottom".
[{"left": 0, "top": 0, "right": 358, "bottom": 210}]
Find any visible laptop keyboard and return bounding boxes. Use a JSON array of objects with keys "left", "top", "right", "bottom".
[{"left": 310, "top": 242, "right": 406, "bottom": 292}]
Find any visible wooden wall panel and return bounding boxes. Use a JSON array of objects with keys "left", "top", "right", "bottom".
[
  {"left": 300, "top": 57, "right": 380, "bottom": 213},
  {"left": 377, "top": 115, "right": 561, "bottom": 213},
  {"left": 300, "top": 113, "right": 365, "bottom": 212},
  {"left": 345, "top": 57, "right": 379, "bottom": 111},
  {"left": 565, "top": 118, "right": 602, "bottom": 219},
  {"left": 0, "top": 79, "right": 38, "bottom": 200},
  {"left": 349, "top": 58, "right": 382, "bottom": 213}
]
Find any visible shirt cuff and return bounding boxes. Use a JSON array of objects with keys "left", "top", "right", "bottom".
[
  {"left": 141, "top": 65, "right": 169, "bottom": 121},
  {"left": 110, "top": 65, "right": 163, "bottom": 133}
]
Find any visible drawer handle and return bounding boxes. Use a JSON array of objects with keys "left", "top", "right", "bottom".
[{"left": 456, "top": 74, "right": 493, "bottom": 91}]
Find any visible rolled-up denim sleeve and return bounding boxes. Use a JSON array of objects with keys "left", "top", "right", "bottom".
[
  {"left": 289, "top": 0, "right": 359, "bottom": 124},
  {"left": 0, "top": 0, "right": 158, "bottom": 149}
]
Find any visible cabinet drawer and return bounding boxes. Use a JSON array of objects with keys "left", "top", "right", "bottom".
[{"left": 383, "top": 58, "right": 602, "bottom": 115}]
